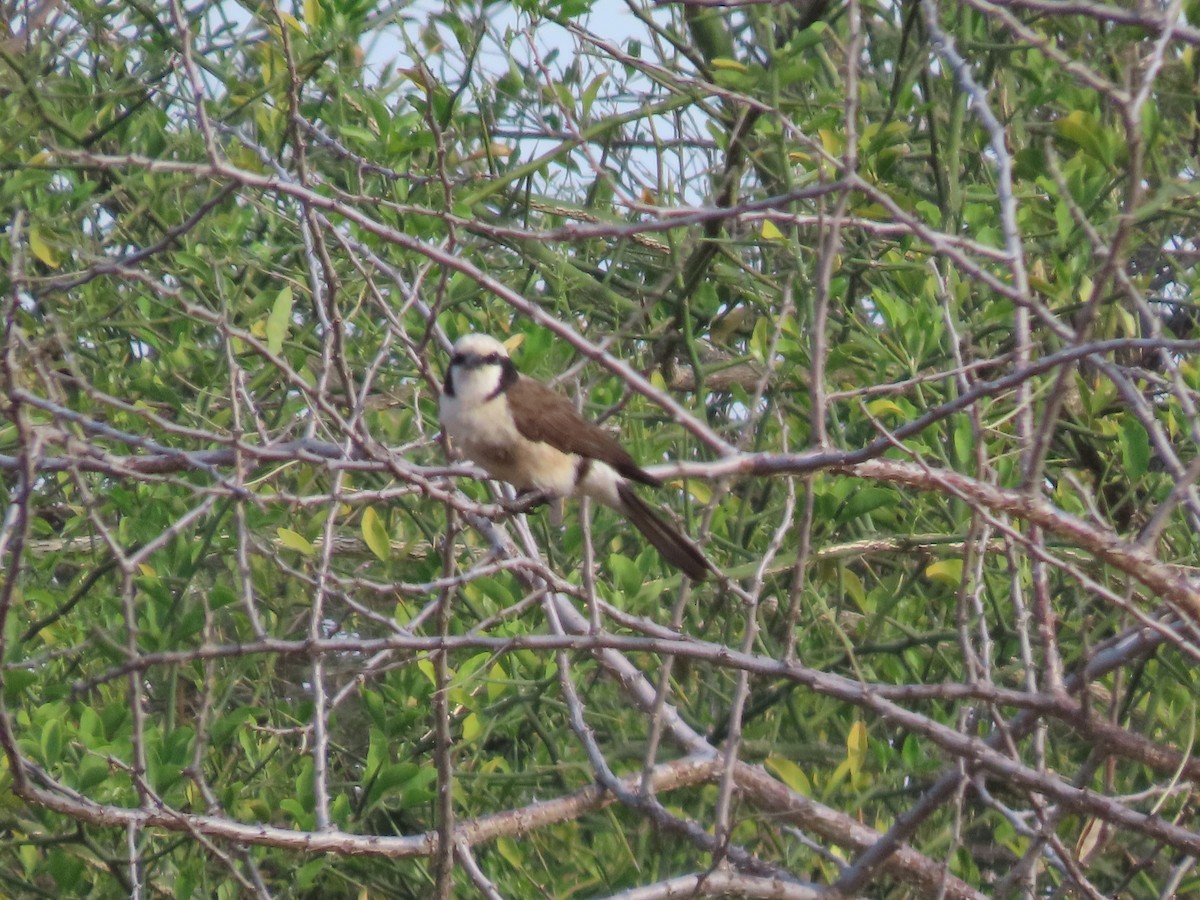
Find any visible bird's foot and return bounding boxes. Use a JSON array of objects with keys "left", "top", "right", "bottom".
[{"left": 504, "top": 489, "right": 552, "bottom": 514}]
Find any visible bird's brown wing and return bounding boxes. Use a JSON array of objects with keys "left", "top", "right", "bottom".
[{"left": 506, "top": 376, "right": 661, "bottom": 487}]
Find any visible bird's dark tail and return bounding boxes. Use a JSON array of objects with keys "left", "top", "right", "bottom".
[{"left": 616, "top": 482, "right": 710, "bottom": 581}]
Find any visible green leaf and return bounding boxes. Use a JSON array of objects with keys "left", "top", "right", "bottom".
[
  {"left": 462, "top": 712, "right": 482, "bottom": 743},
  {"left": 417, "top": 658, "right": 439, "bottom": 686},
  {"left": 265, "top": 286, "right": 293, "bottom": 356},
  {"left": 836, "top": 487, "right": 895, "bottom": 525},
  {"left": 693, "top": 281, "right": 720, "bottom": 318},
  {"left": 710, "top": 60, "right": 762, "bottom": 92},
  {"left": 465, "top": 576, "right": 516, "bottom": 609},
  {"left": 77, "top": 755, "right": 109, "bottom": 791},
  {"left": 709, "top": 57, "right": 747, "bottom": 72},
  {"left": 865, "top": 398, "right": 907, "bottom": 419},
  {"left": 497, "top": 837, "right": 524, "bottom": 868},
  {"left": 760, "top": 219, "right": 784, "bottom": 241},
  {"left": 277, "top": 527, "right": 315, "bottom": 556},
  {"left": 1056, "top": 110, "right": 1110, "bottom": 165},
  {"left": 330, "top": 792, "right": 351, "bottom": 828},
  {"left": 846, "top": 721, "right": 868, "bottom": 778},
  {"left": 487, "top": 663, "right": 509, "bottom": 703},
  {"left": 211, "top": 707, "right": 257, "bottom": 747},
  {"left": 841, "top": 569, "right": 869, "bottom": 614},
  {"left": 1054, "top": 198, "right": 1073, "bottom": 244},
  {"left": 366, "top": 762, "right": 419, "bottom": 807},
  {"left": 295, "top": 858, "right": 326, "bottom": 890},
  {"left": 78, "top": 706, "right": 103, "bottom": 742},
  {"left": 785, "top": 21, "right": 827, "bottom": 52},
  {"left": 952, "top": 415, "right": 974, "bottom": 470},
  {"left": 3, "top": 668, "right": 36, "bottom": 700},
  {"left": 608, "top": 553, "right": 644, "bottom": 598},
  {"left": 361, "top": 688, "right": 386, "bottom": 729},
  {"left": 581, "top": 72, "right": 605, "bottom": 120},
  {"left": 901, "top": 734, "right": 921, "bottom": 769},
  {"left": 1120, "top": 417, "right": 1150, "bottom": 479},
  {"left": 925, "top": 559, "right": 964, "bottom": 587},
  {"left": 40, "top": 718, "right": 63, "bottom": 764},
  {"left": 682, "top": 479, "right": 712, "bottom": 504},
  {"left": 279, "top": 798, "right": 311, "bottom": 828},
  {"left": 361, "top": 506, "right": 390, "bottom": 561},
  {"left": 399, "top": 767, "right": 437, "bottom": 806},
  {"left": 209, "top": 584, "right": 237, "bottom": 608},
  {"left": 366, "top": 727, "right": 387, "bottom": 779},
  {"left": 295, "top": 757, "right": 315, "bottom": 810},
  {"left": 765, "top": 754, "right": 811, "bottom": 794},
  {"left": 19, "top": 843, "right": 38, "bottom": 878},
  {"left": 48, "top": 851, "right": 84, "bottom": 891},
  {"left": 750, "top": 316, "right": 771, "bottom": 363},
  {"left": 30, "top": 227, "right": 62, "bottom": 268}
]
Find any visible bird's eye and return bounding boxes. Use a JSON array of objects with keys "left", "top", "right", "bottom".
[
  {"left": 450, "top": 353, "right": 467, "bottom": 367},
  {"left": 483, "top": 353, "right": 501, "bottom": 364}
]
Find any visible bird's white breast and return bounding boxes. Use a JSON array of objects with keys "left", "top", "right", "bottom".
[{"left": 440, "top": 371, "right": 580, "bottom": 498}]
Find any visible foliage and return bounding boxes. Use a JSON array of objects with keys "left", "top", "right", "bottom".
[{"left": 2, "top": 0, "right": 1200, "bottom": 896}]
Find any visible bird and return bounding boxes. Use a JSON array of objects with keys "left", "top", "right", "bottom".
[{"left": 439, "top": 333, "right": 710, "bottom": 581}]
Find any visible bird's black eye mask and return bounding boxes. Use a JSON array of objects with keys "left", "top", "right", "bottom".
[
  {"left": 443, "top": 351, "right": 518, "bottom": 398},
  {"left": 451, "top": 351, "right": 505, "bottom": 369}
]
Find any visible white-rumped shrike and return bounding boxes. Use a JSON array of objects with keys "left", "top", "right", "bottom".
[{"left": 439, "top": 334, "right": 709, "bottom": 581}]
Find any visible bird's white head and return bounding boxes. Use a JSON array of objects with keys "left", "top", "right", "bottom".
[{"left": 442, "top": 334, "right": 516, "bottom": 406}]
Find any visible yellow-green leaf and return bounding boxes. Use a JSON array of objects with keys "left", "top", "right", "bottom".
[
  {"left": 841, "top": 569, "right": 868, "bottom": 614},
  {"left": 29, "top": 228, "right": 61, "bottom": 269},
  {"left": 277, "top": 528, "right": 315, "bottom": 557},
  {"left": 496, "top": 837, "right": 523, "bottom": 868},
  {"left": 277, "top": 11, "right": 303, "bottom": 33},
  {"left": 765, "top": 754, "right": 811, "bottom": 795},
  {"left": 41, "top": 718, "right": 63, "bottom": 763},
  {"left": 847, "top": 721, "right": 868, "bottom": 778},
  {"left": 925, "top": 559, "right": 963, "bottom": 586},
  {"left": 679, "top": 478, "right": 712, "bottom": 504},
  {"left": 819, "top": 128, "right": 842, "bottom": 155},
  {"left": 1113, "top": 305, "right": 1137, "bottom": 338},
  {"left": 852, "top": 202, "right": 891, "bottom": 220},
  {"left": 827, "top": 757, "right": 852, "bottom": 792},
  {"left": 710, "top": 57, "right": 747, "bottom": 71},
  {"left": 417, "top": 658, "right": 437, "bottom": 686},
  {"left": 1057, "top": 110, "right": 1110, "bottom": 164},
  {"left": 1120, "top": 417, "right": 1150, "bottom": 479},
  {"left": 865, "top": 398, "right": 906, "bottom": 419},
  {"left": 462, "top": 712, "right": 482, "bottom": 743},
  {"left": 361, "top": 506, "right": 390, "bottom": 561},
  {"left": 786, "top": 20, "right": 828, "bottom": 51},
  {"left": 750, "top": 315, "right": 770, "bottom": 363},
  {"left": 265, "top": 286, "right": 293, "bottom": 356},
  {"left": 19, "top": 842, "right": 38, "bottom": 877},
  {"left": 487, "top": 663, "right": 508, "bottom": 703},
  {"left": 761, "top": 219, "right": 784, "bottom": 241}
]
